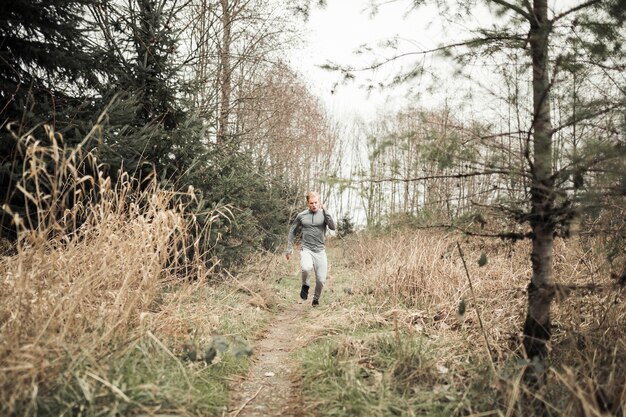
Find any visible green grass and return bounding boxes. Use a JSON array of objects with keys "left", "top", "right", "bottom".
[
  {"left": 297, "top": 329, "right": 472, "bottom": 417},
  {"left": 290, "top": 241, "right": 510, "bottom": 417},
  {"left": 7, "top": 279, "right": 270, "bottom": 417},
  {"left": 36, "top": 334, "right": 248, "bottom": 416}
]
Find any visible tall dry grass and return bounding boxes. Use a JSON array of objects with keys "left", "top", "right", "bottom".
[
  {"left": 342, "top": 229, "right": 625, "bottom": 416},
  {"left": 0, "top": 127, "right": 226, "bottom": 414}
]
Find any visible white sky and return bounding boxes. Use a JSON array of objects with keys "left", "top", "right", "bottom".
[
  {"left": 287, "top": 0, "right": 490, "bottom": 122},
  {"left": 284, "top": 0, "right": 454, "bottom": 222},
  {"left": 281, "top": 0, "right": 608, "bottom": 223},
  {"left": 287, "top": 1, "right": 440, "bottom": 119},
  {"left": 288, "top": 0, "right": 593, "bottom": 124},
  {"left": 283, "top": 0, "right": 502, "bottom": 223}
]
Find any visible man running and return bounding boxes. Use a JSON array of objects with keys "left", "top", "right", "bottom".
[{"left": 286, "top": 191, "right": 336, "bottom": 306}]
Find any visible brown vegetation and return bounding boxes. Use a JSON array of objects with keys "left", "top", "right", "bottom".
[
  {"left": 0, "top": 134, "right": 254, "bottom": 415},
  {"left": 340, "top": 230, "right": 625, "bottom": 415}
]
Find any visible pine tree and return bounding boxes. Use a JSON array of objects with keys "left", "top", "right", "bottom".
[
  {"left": 0, "top": 0, "right": 105, "bottom": 237},
  {"left": 0, "top": 0, "right": 106, "bottom": 134},
  {"left": 92, "top": 0, "right": 202, "bottom": 184}
]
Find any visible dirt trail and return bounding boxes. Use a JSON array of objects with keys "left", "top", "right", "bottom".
[
  {"left": 227, "top": 301, "right": 311, "bottom": 417},
  {"left": 227, "top": 246, "right": 349, "bottom": 417}
]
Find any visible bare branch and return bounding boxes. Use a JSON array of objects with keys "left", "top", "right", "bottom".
[
  {"left": 358, "top": 169, "right": 522, "bottom": 184},
  {"left": 487, "top": 0, "right": 532, "bottom": 20},
  {"left": 552, "top": 0, "right": 603, "bottom": 23}
]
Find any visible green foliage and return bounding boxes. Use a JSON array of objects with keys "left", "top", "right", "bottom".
[
  {"left": 35, "top": 336, "right": 246, "bottom": 417},
  {"left": 478, "top": 251, "right": 487, "bottom": 267},
  {"left": 338, "top": 215, "right": 356, "bottom": 238},
  {"left": 90, "top": 0, "right": 299, "bottom": 271},
  {"left": 0, "top": 0, "right": 106, "bottom": 238},
  {"left": 421, "top": 130, "right": 478, "bottom": 171},
  {"left": 454, "top": 211, "right": 487, "bottom": 229},
  {"left": 571, "top": 0, "right": 626, "bottom": 58},
  {"left": 93, "top": 0, "right": 199, "bottom": 184},
  {"left": 193, "top": 148, "right": 295, "bottom": 270},
  {"left": 0, "top": 0, "right": 104, "bottom": 117},
  {"left": 0, "top": 124, "right": 104, "bottom": 243},
  {"left": 457, "top": 298, "right": 466, "bottom": 318}
]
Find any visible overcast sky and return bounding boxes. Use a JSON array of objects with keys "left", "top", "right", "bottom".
[
  {"left": 287, "top": 1, "right": 421, "bottom": 118},
  {"left": 287, "top": 0, "right": 483, "bottom": 122},
  {"left": 284, "top": 0, "right": 458, "bottom": 221},
  {"left": 287, "top": 0, "right": 598, "bottom": 125}
]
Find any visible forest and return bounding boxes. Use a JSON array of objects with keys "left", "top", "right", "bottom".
[{"left": 0, "top": 0, "right": 624, "bottom": 416}]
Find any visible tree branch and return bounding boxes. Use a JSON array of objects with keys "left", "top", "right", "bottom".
[
  {"left": 551, "top": 102, "right": 624, "bottom": 136},
  {"left": 488, "top": 0, "right": 532, "bottom": 20},
  {"left": 359, "top": 169, "right": 520, "bottom": 184},
  {"left": 552, "top": 0, "right": 602, "bottom": 23},
  {"left": 330, "top": 35, "right": 524, "bottom": 73}
]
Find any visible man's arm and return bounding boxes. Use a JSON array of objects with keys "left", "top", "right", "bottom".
[{"left": 323, "top": 208, "right": 336, "bottom": 231}]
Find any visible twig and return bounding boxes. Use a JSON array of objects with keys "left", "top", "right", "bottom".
[
  {"left": 231, "top": 386, "right": 263, "bottom": 417},
  {"left": 358, "top": 169, "right": 514, "bottom": 183},
  {"left": 456, "top": 242, "right": 497, "bottom": 375}
]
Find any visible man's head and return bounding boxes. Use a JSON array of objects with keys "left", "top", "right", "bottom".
[{"left": 306, "top": 191, "right": 320, "bottom": 213}]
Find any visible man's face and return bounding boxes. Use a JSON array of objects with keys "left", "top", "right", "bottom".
[{"left": 308, "top": 196, "right": 320, "bottom": 213}]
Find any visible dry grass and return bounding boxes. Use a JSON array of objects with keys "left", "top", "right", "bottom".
[
  {"left": 338, "top": 229, "right": 625, "bottom": 416},
  {"left": 0, "top": 128, "right": 263, "bottom": 415},
  {"left": 3, "top": 127, "right": 623, "bottom": 416}
]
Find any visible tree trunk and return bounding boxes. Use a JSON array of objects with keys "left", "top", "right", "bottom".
[
  {"left": 217, "top": 0, "right": 231, "bottom": 145},
  {"left": 523, "top": 0, "right": 556, "bottom": 380}
]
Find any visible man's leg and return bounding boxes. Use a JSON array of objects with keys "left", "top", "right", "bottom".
[
  {"left": 311, "top": 250, "right": 328, "bottom": 305},
  {"left": 300, "top": 249, "right": 314, "bottom": 300}
]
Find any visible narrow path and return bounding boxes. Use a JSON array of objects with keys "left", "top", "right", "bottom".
[
  {"left": 227, "top": 301, "right": 309, "bottom": 417},
  {"left": 228, "top": 246, "right": 350, "bottom": 417}
]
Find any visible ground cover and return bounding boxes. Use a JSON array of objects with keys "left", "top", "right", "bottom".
[{"left": 2, "top": 227, "right": 623, "bottom": 416}]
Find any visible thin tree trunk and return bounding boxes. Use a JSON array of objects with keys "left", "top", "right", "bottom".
[
  {"left": 523, "top": 0, "right": 556, "bottom": 381},
  {"left": 217, "top": 0, "right": 231, "bottom": 145}
]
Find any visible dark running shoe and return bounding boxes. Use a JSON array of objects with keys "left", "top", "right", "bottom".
[
  {"left": 312, "top": 299, "right": 319, "bottom": 307},
  {"left": 300, "top": 284, "right": 310, "bottom": 300}
]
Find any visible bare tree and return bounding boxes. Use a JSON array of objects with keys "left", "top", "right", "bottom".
[
  {"left": 237, "top": 62, "right": 336, "bottom": 198},
  {"left": 187, "top": 0, "right": 300, "bottom": 146}
]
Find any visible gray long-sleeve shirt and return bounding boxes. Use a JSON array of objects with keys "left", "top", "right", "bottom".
[{"left": 286, "top": 208, "right": 336, "bottom": 254}]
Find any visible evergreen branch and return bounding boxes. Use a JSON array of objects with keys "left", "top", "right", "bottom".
[
  {"left": 329, "top": 35, "right": 524, "bottom": 73},
  {"left": 551, "top": 102, "right": 625, "bottom": 136}
]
